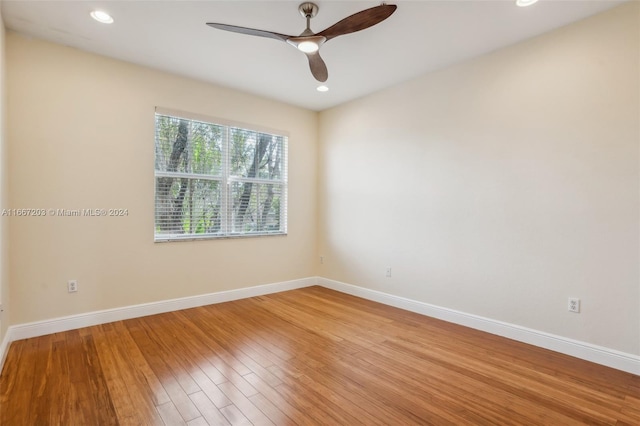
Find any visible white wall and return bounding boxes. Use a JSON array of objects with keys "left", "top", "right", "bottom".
[
  {"left": 318, "top": 3, "right": 639, "bottom": 355},
  {"left": 7, "top": 33, "right": 318, "bottom": 325}
]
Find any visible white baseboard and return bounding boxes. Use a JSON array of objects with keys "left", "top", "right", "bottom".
[
  {"left": 0, "top": 327, "right": 10, "bottom": 375},
  {"left": 0, "top": 277, "right": 316, "bottom": 374},
  {"left": 1, "top": 276, "right": 638, "bottom": 377},
  {"left": 318, "top": 277, "right": 640, "bottom": 376}
]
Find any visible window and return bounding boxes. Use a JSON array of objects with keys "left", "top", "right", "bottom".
[{"left": 154, "top": 108, "right": 287, "bottom": 241}]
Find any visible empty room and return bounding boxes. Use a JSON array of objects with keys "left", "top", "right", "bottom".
[{"left": 0, "top": 0, "right": 638, "bottom": 424}]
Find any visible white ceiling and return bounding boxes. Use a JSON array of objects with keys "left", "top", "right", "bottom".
[{"left": 1, "top": 0, "right": 624, "bottom": 111}]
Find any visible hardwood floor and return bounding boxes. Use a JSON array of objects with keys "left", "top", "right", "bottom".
[{"left": 1, "top": 286, "right": 638, "bottom": 425}]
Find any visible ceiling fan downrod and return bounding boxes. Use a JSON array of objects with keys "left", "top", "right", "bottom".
[{"left": 298, "top": 2, "right": 319, "bottom": 34}]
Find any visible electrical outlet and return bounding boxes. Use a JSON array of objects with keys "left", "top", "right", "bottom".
[
  {"left": 568, "top": 298, "right": 580, "bottom": 313},
  {"left": 320, "top": 256, "right": 324, "bottom": 264},
  {"left": 386, "top": 267, "right": 392, "bottom": 277},
  {"left": 68, "top": 280, "right": 78, "bottom": 293}
]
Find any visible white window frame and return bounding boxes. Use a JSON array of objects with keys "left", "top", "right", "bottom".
[{"left": 154, "top": 107, "right": 288, "bottom": 242}]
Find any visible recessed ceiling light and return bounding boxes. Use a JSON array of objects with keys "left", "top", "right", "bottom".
[
  {"left": 516, "top": 0, "right": 539, "bottom": 7},
  {"left": 317, "top": 85, "right": 329, "bottom": 92},
  {"left": 90, "top": 10, "right": 114, "bottom": 24}
]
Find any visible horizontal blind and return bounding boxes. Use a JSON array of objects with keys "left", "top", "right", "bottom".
[{"left": 154, "top": 110, "right": 287, "bottom": 241}]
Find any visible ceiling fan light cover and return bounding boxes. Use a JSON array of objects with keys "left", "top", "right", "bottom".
[
  {"left": 286, "top": 35, "right": 326, "bottom": 53},
  {"left": 297, "top": 41, "right": 319, "bottom": 53}
]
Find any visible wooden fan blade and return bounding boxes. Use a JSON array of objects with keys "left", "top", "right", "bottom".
[
  {"left": 317, "top": 4, "right": 397, "bottom": 41},
  {"left": 306, "top": 52, "right": 328, "bottom": 82},
  {"left": 206, "top": 23, "right": 291, "bottom": 42}
]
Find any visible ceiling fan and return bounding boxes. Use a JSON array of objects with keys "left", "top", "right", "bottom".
[{"left": 206, "top": 2, "right": 397, "bottom": 83}]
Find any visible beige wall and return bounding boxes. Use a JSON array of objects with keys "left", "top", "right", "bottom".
[
  {"left": 7, "top": 33, "right": 318, "bottom": 324},
  {"left": 0, "top": 7, "right": 8, "bottom": 343},
  {"left": 318, "top": 3, "right": 639, "bottom": 355}
]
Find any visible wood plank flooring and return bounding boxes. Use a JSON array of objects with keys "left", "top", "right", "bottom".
[{"left": 1, "top": 286, "right": 638, "bottom": 425}]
